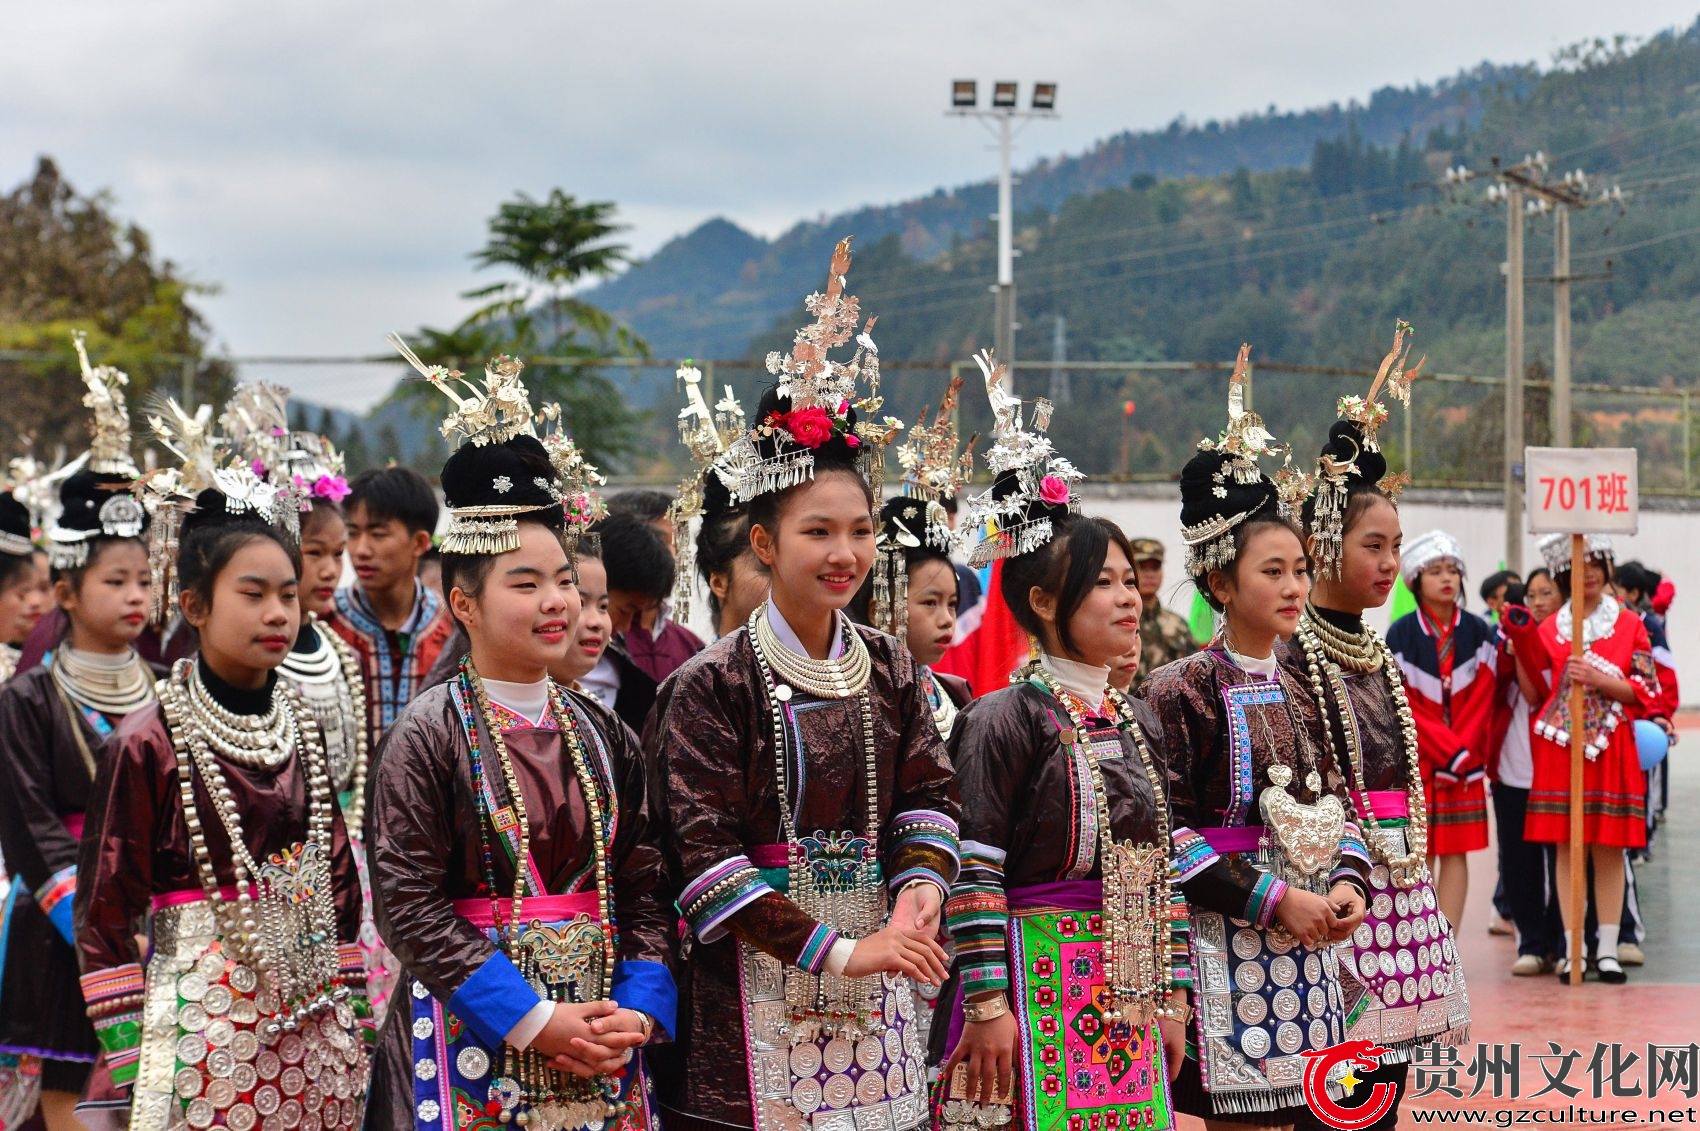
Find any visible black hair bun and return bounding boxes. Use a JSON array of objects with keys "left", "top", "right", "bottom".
[
  {"left": 701, "top": 465, "right": 737, "bottom": 521},
  {"left": 1179, "top": 449, "right": 1278, "bottom": 533},
  {"left": 57, "top": 470, "right": 144, "bottom": 537},
  {"left": 751, "top": 384, "right": 862, "bottom": 472},
  {"left": 988, "top": 467, "right": 1070, "bottom": 527},
  {"left": 1320, "top": 420, "right": 1387, "bottom": 485},
  {"left": 877, "top": 495, "right": 953, "bottom": 559},
  {"left": 440, "top": 434, "right": 563, "bottom": 528},
  {"left": 0, "top": 493, "right": 30, "bottom": 550}
]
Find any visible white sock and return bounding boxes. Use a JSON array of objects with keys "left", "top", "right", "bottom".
[{"left": 1597, "top": 924, "right": 1620, "bottom": 961}]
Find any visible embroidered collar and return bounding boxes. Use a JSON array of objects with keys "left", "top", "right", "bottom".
[
  {"left": 483, "top": 699, "right": 560, "bottom": 734},
  {"left": 340, "top": 580, "right": 440, "bottom": 640},
  {"left": 1555, "top": 594, "right": 1621, "bottom": 647}
]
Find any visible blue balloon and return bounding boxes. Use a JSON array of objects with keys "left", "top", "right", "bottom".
[{"left": 1634, "top": 719, "right": 1670, "bottom": 772}]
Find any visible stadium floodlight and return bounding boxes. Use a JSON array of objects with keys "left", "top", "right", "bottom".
[
  {"left": 991, "top": 81, "right": 1018, "bottom": 109},
  {"left": 952, "top": 80, "right": 978, "bottom": 109},
  {"left": 1031, "top": 82, "right": 1057, "bottom": 111}
]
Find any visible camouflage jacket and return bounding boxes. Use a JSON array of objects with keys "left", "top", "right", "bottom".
[{"left": 1135, "top": 605, "right": 1198, "bottom": 689}]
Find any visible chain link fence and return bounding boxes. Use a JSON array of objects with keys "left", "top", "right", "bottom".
[{"left": 3, "top": 351, "right": 1693, "bottom": 494}]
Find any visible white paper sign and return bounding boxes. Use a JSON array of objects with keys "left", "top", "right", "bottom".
[{"left": 1525, "top": 447, "right": 1639, "bottom": 535}]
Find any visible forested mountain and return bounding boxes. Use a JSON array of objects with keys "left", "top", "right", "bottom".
[
  {"left": 586, "top": 61, "right": 1529, "bottom": 362},
  {"left": 585, "top": 23, "right": 1700, "bottom": 487}
]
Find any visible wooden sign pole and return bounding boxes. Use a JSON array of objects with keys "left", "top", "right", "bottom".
[{"left": 1567, "top": 532, "right": 1586, "bottom": 986}]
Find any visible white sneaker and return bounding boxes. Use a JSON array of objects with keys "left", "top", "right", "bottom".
[
  {"left": 1511, "top": 955, "right": 1550, "bottom": 976},
  {"left": 1618, "top": 942, "right": 1646, "bottom": 966}
]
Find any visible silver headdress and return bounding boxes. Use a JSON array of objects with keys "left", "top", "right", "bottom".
[
  {"left": 667, "top": 363, "right": 749, "bottom": 610},
  {"left": 221, "top": 382, "right": 305, "bottom": 542},
  {"left": 536, "top": 402, "right": 606, "bottom": 558},
  {"left": 1400, "top": 529, "right": 1466, "bottom": 588},
  {"left": 72, "top": 332, "right": 140, "bottom": 478},
  {"left": 1306, "top": 320, "right": 1425, "bottom": 579},
  {"left": 143, "top": 397, "right": 280, "bottom": 624},
  {"left": 1538, "top": 532, "right": 1614, "bottom": 576},
  {"left": 45, "top": 334, "right": 146, "bottom": 571},
  {"left": 390, "top": 334, "right": 555, "bottom": 556},
  {"left": 959, "top": 349, "right": 1082, "bottom": 568},
  {"left": 1179, "top": 345, "right": 1289, "bottom": 579},
  {"left": 718, "top": 238, "right": 902, "bottom": 503},
  {"left": 873, "top": 377, "right": 977, "bottom": 639}
]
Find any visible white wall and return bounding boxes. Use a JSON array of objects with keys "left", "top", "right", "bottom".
[{"left": 1078, "top": 486, "right": 1700, "bottom": 708}]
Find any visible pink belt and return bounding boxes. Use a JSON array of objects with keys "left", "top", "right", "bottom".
[
  {"left": 452, "top": 892, "right": 597, "bottom": 928},
  {"left": 1358, "top": 789, "right": 1410, "bottom": 820},
  {"left": 63, "top": 814, "right": 86, "bottom": 840},
  {"left": 152, "top": 885, "right": 240, "bottom": 911}
]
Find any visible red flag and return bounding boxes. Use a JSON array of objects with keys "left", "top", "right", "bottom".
[{"left": 934, "top": 558, "right": 1027, "bottom": 697}]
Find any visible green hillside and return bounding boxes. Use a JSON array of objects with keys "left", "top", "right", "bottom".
[{"left": 774, "top": 26, "right": 1700, "bottom": 490}]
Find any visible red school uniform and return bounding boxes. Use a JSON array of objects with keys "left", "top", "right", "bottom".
[
  {"left": 1387, "top": 605, "right": 1499, "bottom": 854},
  {"left": 1502, "top": 597, "right": 1660, "bottom": 848}
]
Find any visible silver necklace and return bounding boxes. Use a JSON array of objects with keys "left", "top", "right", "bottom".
[
  {"left": 281, "top": 619, "right": 369, "bottom": 817},
  {"left": 920, "top": 666, "right": 958, "bottom": 741},
  {"left": 747, "top": 607, "right": 886, "bottom": 1042},
  {"left": 185, "top": 663, "right": 298, "bottom": 769},
  {"left": 279, "top": 630, "right": 339, "bottom": 684},
  {"left": 752, "top": 608, "right": 872, "bottom": 699},
  {"left": 159, "top": 660, "right": 348, "bottom": 1034},
  {"left": 52, "top": 646, "right": 154, "bottom": 715}
]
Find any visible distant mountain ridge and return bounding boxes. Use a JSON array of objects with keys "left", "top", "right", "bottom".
[{"left": 585, "top": 61, "right": 1532, "bottom": 363}]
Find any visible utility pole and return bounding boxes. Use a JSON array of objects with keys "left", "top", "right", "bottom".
[
  {"left": 1526, "top": 173, "right": 1623, "bottom": 446},
  {"left": 1553, "top": 203, "right": 1571, "bottom": 446},
  {"left": 1473, "top": 156, "right": 1622, "bottom": 571},
  {"left": 1503, "top": 184, "right": 1525, "bottom": 573},
  {"left": 949, "top": 80, "right": 1058, "bottom": 388},
  {"left": 1049, "top": 314, "right": 1070, "bottom": 404}
]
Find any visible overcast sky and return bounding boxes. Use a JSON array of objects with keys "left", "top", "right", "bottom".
[{"left": 6, "top": 1, "right": 1696, "bottom": 410}]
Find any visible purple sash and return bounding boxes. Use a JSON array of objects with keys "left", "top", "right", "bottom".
[{"left": 1198, "top": 826, "right": 1263, "bottom": 855}]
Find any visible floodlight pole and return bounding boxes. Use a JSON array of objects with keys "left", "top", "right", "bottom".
[
  {"left": 994, "top": 113, "right": 1016, "bottom": 375},
  {"left": 951, "top": 91, "right": 1055, "bottom": 392}
]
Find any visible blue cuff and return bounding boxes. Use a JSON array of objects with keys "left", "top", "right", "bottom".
[
  {"left": 34, "top": 867, "right": 77, "bottom": 948},
  {"left": 45, "top": 895, "right": 74, "bottom": 947},
  {"left": 611, "top": 960, "right": 678, "bottom": 1041},
  {"left": 448, "top": 951, "right": 543, "bottom": 1048}
]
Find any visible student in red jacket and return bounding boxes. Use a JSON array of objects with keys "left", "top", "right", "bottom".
[{"left": 1386, "top": 530, "right": 1498, "bottom": 932}]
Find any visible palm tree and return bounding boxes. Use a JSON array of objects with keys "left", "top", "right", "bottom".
[
  {"left": 463, "top": 192, "right": 640, "bottom": 352},
  {"left": 383, "top": 192, "right": 649, "bottom": 469}
]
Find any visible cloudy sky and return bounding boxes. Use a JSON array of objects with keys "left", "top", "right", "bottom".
[{"left": 6, "top": 1, "right": 1696, "bottom": 410}]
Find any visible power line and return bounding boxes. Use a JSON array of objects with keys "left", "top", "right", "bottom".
[{"left": 1573, "top": 221, "right": 1700, "bottom": 259}]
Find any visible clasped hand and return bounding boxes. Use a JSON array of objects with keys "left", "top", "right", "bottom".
[
  {"left": 845, "top": 882, "right": 949, "bottom": 985},
  {"left": 1275, "top": 881, "right": 1365, "bottom": 947},
  {"left": 530, "top": 1000, "right": 648, "bottom": 1077}
]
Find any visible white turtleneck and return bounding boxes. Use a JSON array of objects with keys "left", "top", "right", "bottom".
[
  {"left": 1038, "top": 652, "right": 1111, "bottom": 703},
  {"left": 1225, "top": 647, "right": 1278, "bottom": 677},
  {"left": 482, "top": 676, "right": 551, "bottom": 727}
]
